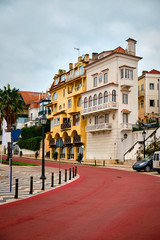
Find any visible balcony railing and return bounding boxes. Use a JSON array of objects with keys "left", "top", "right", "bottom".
[
  {"left": 49, "top": 139, "right": 56, "bottom": 146},
  {"left": 66, "top": 70, "right": 84, "bottom": 82},
  {"left": 81, "top": 102, "right": 118, "bottom": 115},
  {"left": 120, "top": 123, "right": 132, "bottom": 130},
  {"left": 64, "top": 137, "right": 71, "bottom": 145},
  {"left": 61, "top": 122, "right": 71, "bottom": 130},
  {"left": 73, "top": 135, "right": 81, "bottom": 144},
  {"left": 86, "top": 123, "right": 112, "bottom": 132}
]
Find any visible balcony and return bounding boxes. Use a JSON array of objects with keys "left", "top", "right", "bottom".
[
  {"left": 81, "top": 102, "right": 118, "bottom": 115},
  {"left": 66, "top": 70, "right": 84, "bottom": 82},
  {"left": 73, "top": 135, "right": 81, "bottom": 144},
  {"left": 49, "top": 139, "right": 56, "bottom": 147},
  {"left": 61, "top": 122, "right": 71, "bottom": 130},
  {"left": 120, "top": 79, "right": 133, "bottom": 87},
  {"left": 120, "top": 123, "right": 132, "bottom": 131},
  {"left": 64, "top": 137, "right": 71, "bottom": 145},
  {"left": 138, "top": 90, "right": 145, "bottom": 97},
  {"left": 86, "top": 123, "right": 112, "bottom": 132}
]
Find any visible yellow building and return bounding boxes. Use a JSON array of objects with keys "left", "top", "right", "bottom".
[
  {"left": 138, "top": 69, "right": 160, "bottom": 123},
  {"left": 46, "top": 54, "right": 89, "bottom": 161}
]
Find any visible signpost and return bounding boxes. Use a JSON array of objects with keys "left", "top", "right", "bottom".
[
  {"left": 10, "top": 129, "right": 21, "bottom": 192},
  {"left": 56, "top": 139, "right": 63, "bottom": 171}
]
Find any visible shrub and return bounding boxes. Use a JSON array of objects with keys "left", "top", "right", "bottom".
[
  {"left": 18, "top": 136, "right": 42, "bottom": 151},
  {"left": 52, "top": 152, "right": 58, "bottom": 160},
  {"left": 77, "top": 153, "right": 83, "bottom": 163}
]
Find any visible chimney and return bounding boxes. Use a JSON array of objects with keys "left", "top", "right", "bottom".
[
  {"left": 92, "top": 52, "right": 98, "bottom": 61},
  {"left": 142, "top": 70, "right": 148, "bottom": 75},
  {"left": 126, "top": 38, "right": 137, "bottom": 56},
  {"left": 78, "top": 56, "right": 82, "bottom": 62},
  {"left": 83, "top": 54, "right": 89, "bottom": 62},
  {"left": 58, "top": 69, "right": 66, "bottom": 75},
  {"left": 69, "top": 63, "right": 73, "bottom": 71}
]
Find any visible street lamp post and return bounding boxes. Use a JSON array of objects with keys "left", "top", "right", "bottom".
[
  {"left": 142, "top": 130, "right": 146, "bottom": 158},
  {"left": 40, "top": 114, "right": 47, "bottom": 190}
]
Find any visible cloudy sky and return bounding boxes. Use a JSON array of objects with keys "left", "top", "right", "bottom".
[{"left": 0, "top": 0, "right": 160, "bottom": 92}]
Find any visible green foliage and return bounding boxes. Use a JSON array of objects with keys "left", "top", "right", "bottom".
[
  {"left": 21, "top": 125, "right": 42, "bottom": 139},
  {"left": 18, "top": 136, "right": 42, "bottom": 151},
  {"left": 52, "top": 151, "right": 58, "bottom": 160},
  {"left": 0, "top": 84, "right": 24, "bottom": 130},
  {"left": 77, "top": 153, "right": 83, "bottom": 163}
]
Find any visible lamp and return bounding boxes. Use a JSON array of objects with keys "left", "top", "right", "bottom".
[
  {"left": 142, "top": 130, "right": 146, "bottom": 158},
  {"left": 121, "top": 133, "right": 128, "bottom": 142},
  {"left": 40, "top": 114, "right": 47, "bottom": 190}
]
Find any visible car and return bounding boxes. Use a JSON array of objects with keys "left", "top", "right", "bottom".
[{"left": 132, "top": 157, "right": 153, "bottom": 172}]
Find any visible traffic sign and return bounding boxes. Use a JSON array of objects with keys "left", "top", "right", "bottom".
[{"left": 56, "top": 139, "right": 63, "bottom": 148}]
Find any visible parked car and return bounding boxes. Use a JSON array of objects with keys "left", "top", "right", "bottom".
[{"left": 132, "top": 157, "right": 153, "bottom": 172}]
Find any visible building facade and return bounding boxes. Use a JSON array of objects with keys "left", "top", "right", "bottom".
[
  {"left": 81, "top": 38, "right": 142, "bottom": 162},
  {"left": 46, "top": 55, "right": 89, "bottom": 161},
  {"left": 138, "top": 69, "right": 160, "bottom": 123}
]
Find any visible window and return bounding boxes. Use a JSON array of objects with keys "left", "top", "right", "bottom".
[
  {"left": 125, "top": 69, "right": 133, "bottom": 79},
  {"left": 53, "top": 92, "right": 58, "bottom": 100},
  {"left": 89, "top": 96, "right": 92, "bottom": 107},
  {"left": 55, "top": 78, "right": 59, "bottom": 85},
  {"left": 157, "top": 82, "right": 159, "bottom": 90},
  {"left": 99, "top": 75, "right": 102, "bottom": 82},
  {"left": 54, "top": 117, "right": 60, "bottom": 126},
  {"left": 150, "top": 83, "right": 154, "bottom": 90},
  {"left": 104, "top": 91, "right": 108, "bottom": 103},
  {"left": 141, "top": 84, "right": 144, "bottom": 91},
  {"left": 73, "top": 114, "right": 80, "bottom": 126},
  {"left": 63, "top": 103, "right": 65, "bottom": 108},
  {"left": 98, "top": 93, "right": 103, "bottom": 104},
  {"left": 104, "top": 73, "right": 108, "bottom": 83},
  {"left": 61, "top": 75, "right": 66, "bottom": 82},
  {"left": 77, "top": 97, "right": 81, "bottom": 107},
  {"left": 123, "top": 113, "right": 128, "bottom": 124},
  {"left": 54, "top": 106, "right": 57, "bottom": 112},
  {"left": 93, "top": 94, "right": 97, "bottom": 106},
  {"left": 112, "top": 90, "right": 116, "bottom": 102},
  {"left": 77, "top": 82, "right": 82, "bottom": 90},
  {"left": 105, "top": 114, "right": 109, "bottom": 123},
  {"left": 93, "top": 77, "right": 97, "bottom": 87},
  {"left": 79, "top": 65, "right": 84, "bottom": 75},
  {"left": 84, "top": 97, "right": 87, "bottom": 108},
  {"left": 68, "top": 99, "right": 72, "bottom": 108},
  {"left": 150, "top": 100, "right": 155, "bottom": 107},
  {"left": 121, "top": 69, "right": 124, "bottom": 79},
  {"left": 95, "top": 116, "right": 98, "bottom": 124},
  {"left": 141, "top": 100, "right": 144, "bottom": 108},
  {"left": 122, "top": 94, "right": 128, "bottom": 104},
  {"left": 63, "top": 89, "right": 65, "bottom": 97},
  {"left": 59, "top": 105, "right": 62, "bottom": 110}
]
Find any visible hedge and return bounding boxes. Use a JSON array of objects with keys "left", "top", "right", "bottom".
[
  {"left": 18, "top": 136, "right": 42, "bottom": 151},
  {"left": 21, "top": 126, "right": 42, "bottom": 139}
]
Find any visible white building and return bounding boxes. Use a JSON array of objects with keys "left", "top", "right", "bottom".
[{"left": 81, "top": 38, "right": 142, "bottom": 162}]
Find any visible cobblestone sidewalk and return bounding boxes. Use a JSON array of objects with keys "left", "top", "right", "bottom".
[{"left": 0, "top": 164, "right": 78, "bottom": 205}]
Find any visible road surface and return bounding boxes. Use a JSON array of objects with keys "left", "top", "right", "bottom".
[{"left": 0, "top": 158, "right": 160, "bottom": 240}]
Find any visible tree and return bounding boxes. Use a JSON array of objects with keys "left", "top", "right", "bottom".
[{"left": 0, "top": 84, "right": 24, "bottom": 159}]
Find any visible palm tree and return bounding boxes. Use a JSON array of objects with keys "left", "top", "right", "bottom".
[{"left": 0, "top": 84, "right": 24, "bottom": 159}]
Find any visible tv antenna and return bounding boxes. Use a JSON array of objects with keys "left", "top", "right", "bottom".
[{"left": 74, "top": 48, "right": 80, "bottom": 57}]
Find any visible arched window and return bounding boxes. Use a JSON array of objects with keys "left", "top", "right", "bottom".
[
  {"left": 53, "top": 92, "right": 58, "bottom": 100},
  {"left": 84, "top": 97, "right": 88, "bottom": 108},
  {"left": 98, "top": 93, "right": 102, "bottom": 104},
  {"left": 104, "top": 91, "right": 108, "bottom": 103},
  {"left": 93, "top": 94, "right": 97, "bottom": 106},
  {"left": 112, "top": 90, "right": 116, "bottom": 102},
  {"left": 89, "top": 96, "right": 92, "bottom": 107},
  {"left": 77, "top": 97, "right": 81, "bottom": 107}
]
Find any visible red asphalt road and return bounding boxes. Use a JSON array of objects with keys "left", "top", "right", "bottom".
[{"left": 0, "top": 157, "right": 160, "bottom": 240}]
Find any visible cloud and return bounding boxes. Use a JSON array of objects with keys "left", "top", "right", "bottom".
[{"left": 0, "top": 0, "right": 160, "bottom": 91}]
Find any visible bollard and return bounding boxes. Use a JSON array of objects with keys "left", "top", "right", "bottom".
[
  {"left": 103, "top": 160, "right": 105, "bottom": 167},
  {"left": 75, "top": 166, "right": 77, "bottom": 176},
  {"left": 65, "top": 169, "right": 67, "bottom": 182},
  {"left": 14, "top": 179, "right": 18, "bottom": 199},
  {"left": 73, "top": 167, "right": 75, "bottom": 178},
  {"left": 59, "top": 171, "right": 61, "bottom": 184},
  {"left": 95, "top": 160, "right": 96, "bottom": 166},
  {"left": 69, "top": 168, "right": 71, "bottom": 180},
  {"left": 51, "top": 172, "right": 54, "bottom": 187},
  {"left": 29, "top": 176, "right": 33, "bottom": 194}
]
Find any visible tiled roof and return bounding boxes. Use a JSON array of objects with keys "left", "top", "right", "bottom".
[
  {"left": 121, "top": 109, "right": 131, "bottom": 113},
  {"left": 19, "top": 91, "right": 46, "bottom": 105},
  {"left": 148, "top": 69, "right": 160, "bottom": 74},
  {"left": 113, "top": 46, "right": 125, "bottom": 53}
]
